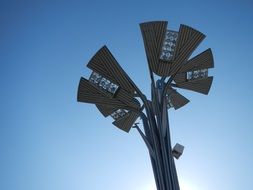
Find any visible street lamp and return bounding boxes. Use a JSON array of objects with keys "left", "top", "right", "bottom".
[{"left": 77, "top": 21, "right": 214, "bottom": 190}]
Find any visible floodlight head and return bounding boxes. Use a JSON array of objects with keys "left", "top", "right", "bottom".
[
  {"left": 172, "top": 143, "right": 184, "bottom": 159},
  {"left": 171, "top": 48, "right": 214, "bottom": 95},
  {"left": 87, "top": 46, "right": 138, "bottom": 95},
  {"left": 173, "top": 76, "right": 213, "bottom": 95},
  {"left": 140, "top": 21, "right": 206, "bottom": 77},
  {"left": 95, "top": 105, "right": 140, "bottom": 133},
  {"left": 77, "top": 76, "right": 141, "bottom": 108},
  {"left": 112, "top": 111, "right": 140, "bottom": 132},
  {"left": 77, "top": 46, "right": 143, "bottom": 132},
  {"left": 166, "top": 87, "right": 189, "bottom": 110}
]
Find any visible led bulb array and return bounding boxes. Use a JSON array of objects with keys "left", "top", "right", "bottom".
[{"left": 89, "top": 71, "right": 119, "bottom": 94}]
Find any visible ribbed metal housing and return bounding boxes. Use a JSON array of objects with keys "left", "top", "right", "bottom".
[
  {"left": 77, "top": 77, "right": 140, "bottom": 110},
  {"left": 170, "top": 25, "right": 205, "bottom": 75},
  {"left": 87, "top": 46, "right": 136, "bottom": 95},
  {"left": 167, "top": 87, "right": 189, "bottom": 110},
  {"left": 140, "top": 21, "right": 169, "bottom": 76},
  {"left": 140, "top": 21, "right": 206, "bottom": 77},
  {"left": 112, "top": 111, "right": 140, "bottom": 132},
  {"left": 179, "top": 48, "right": 214, "bottom": 73},
  {"left": 173, "top": 73, "right": 186, "bottom": 84},
  {"left": 174, "top": 76, "right": 213, "bottom": 95},
  {"left": 173, "top": 48, "right": 214, "bottom": 94},
  {"left": 96, "top": 105, "right": 118, "bottom": 117}
]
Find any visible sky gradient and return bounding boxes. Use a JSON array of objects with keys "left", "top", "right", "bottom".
[{"left": 1, "top": 1, "right": 253, "bottom": 190}]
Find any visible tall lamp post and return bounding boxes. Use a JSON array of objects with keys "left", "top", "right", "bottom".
[{"left": 77, "top": 21, "right": 214, "bottom": 190}]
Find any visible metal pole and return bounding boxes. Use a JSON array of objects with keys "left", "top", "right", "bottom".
[{"left": 137, "top": 80, "right": 181, "bottom": 190}]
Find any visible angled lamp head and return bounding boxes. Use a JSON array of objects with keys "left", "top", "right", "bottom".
[
  {"left": 166, "top": 87, "right": 190, "bottom": 110},
  {"left": 77, "top": 46, "right": 142, "bottom": 132},
  {"left": 140, "top": 21, "right": 206, "bottom": 77},
  {"left": 173, "top": 48, "right": 214, "bottom": 95}
]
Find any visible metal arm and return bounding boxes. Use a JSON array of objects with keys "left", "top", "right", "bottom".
[{"left": 133, "top": 123, "right": 155, "bottom": 159}]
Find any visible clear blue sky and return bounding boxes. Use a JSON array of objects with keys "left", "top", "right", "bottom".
[{"left": 1, "top": 0, "right": 253, "bottom": 190}]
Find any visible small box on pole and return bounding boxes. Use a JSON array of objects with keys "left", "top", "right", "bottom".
[{"left": 172, "top": 143, "right": 184, "bottom": 159}]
